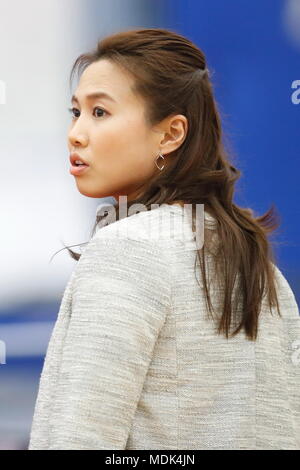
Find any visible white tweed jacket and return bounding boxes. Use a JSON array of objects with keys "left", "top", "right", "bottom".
[{"left": 28, "top": 203, "right": 300, "bottom": 450}]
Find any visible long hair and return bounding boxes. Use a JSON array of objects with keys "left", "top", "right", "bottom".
[{"left": 58, "top": 27, "right": 282, "bottom": 341}]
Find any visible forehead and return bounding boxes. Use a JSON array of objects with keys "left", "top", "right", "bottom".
[{"left": 74, "top": 59, "right": 136, "bottom": 104}]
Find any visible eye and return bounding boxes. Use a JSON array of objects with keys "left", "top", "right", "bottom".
[
  {"left": 93, "top": 106, "right": 107, "bottom": 118},
  {"left": 67, "top": 106, "right": 107, "bottom": 119},
  {"left": 67, "top": 107, "right": 80, "bottom": 119}
]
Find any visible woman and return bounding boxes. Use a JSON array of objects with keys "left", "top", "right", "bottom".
[{"left": 28, "top": 28, "right": 300, "bottom": 450}]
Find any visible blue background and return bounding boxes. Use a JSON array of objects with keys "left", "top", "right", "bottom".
[{"left": 158, "top": 0, "right": 300, "bottom": 301}]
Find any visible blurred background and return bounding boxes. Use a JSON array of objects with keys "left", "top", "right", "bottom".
[{"left": 0, "top": 0, "right": 299, "bottom": 450}]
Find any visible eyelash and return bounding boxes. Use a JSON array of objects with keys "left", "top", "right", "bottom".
[{"left": 67, "top": 106, "right": 108, "bottom": 119}]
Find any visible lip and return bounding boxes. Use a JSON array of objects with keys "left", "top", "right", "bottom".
[
  {"left": 69, "top": 152, "right": 90, "bottom": 176},
  {"left": 69, "top": 152, "right": 89, "bottom": 166},
  {"left": 69, "top": 164, "right": 90, "bottom": 176}
]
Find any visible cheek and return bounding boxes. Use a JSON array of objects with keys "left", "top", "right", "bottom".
[{"left": 93, "top": 117, "right": 152, "bottom": 169}]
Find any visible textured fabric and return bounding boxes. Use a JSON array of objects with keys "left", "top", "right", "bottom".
[{"left": 28, "top": 203, "right": 300, "bottom": 450}]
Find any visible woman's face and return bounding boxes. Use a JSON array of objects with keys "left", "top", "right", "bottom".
[{"left": 67, "top": 58, "right": 167, "bottom": 202}]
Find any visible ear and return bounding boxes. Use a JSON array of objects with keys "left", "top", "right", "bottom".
[{"left": 159, "top": 114, "right": 188, "bottom": 154}]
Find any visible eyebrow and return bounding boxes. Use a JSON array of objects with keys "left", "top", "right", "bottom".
[{"left": 71, "top": 91, "right": 116, "bottom": 104}]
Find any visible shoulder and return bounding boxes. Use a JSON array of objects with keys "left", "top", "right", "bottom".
[
  {"left": 272, "top": 263, "right": 300, "bottom": 319},
  {"left": 72, "top": 206, "right": 173, "bottom": 303}
]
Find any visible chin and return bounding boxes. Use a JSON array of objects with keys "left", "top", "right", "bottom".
[{"left": 75, "top": 182, "right": 112, "bottom": 199}]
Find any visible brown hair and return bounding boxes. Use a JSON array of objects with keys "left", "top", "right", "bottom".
[{"left": 58, "top": 27, "right": 282, "bottom": 341}]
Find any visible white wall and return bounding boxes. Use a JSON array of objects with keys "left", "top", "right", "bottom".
[{"left": 0, "top": 0, "right": 153, "bottom": 309}]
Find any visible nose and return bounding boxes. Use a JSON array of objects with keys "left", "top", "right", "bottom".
[
  {"left": 68, "top": 131, "right": 88, "bottom": 149},
  {"left": 68, "top": 120, "right": 88, "bottom": 149}
]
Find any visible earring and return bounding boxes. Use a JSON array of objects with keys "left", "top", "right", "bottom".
[{"left": 155, "top": 152, "right": 165, "bottom": 171}]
